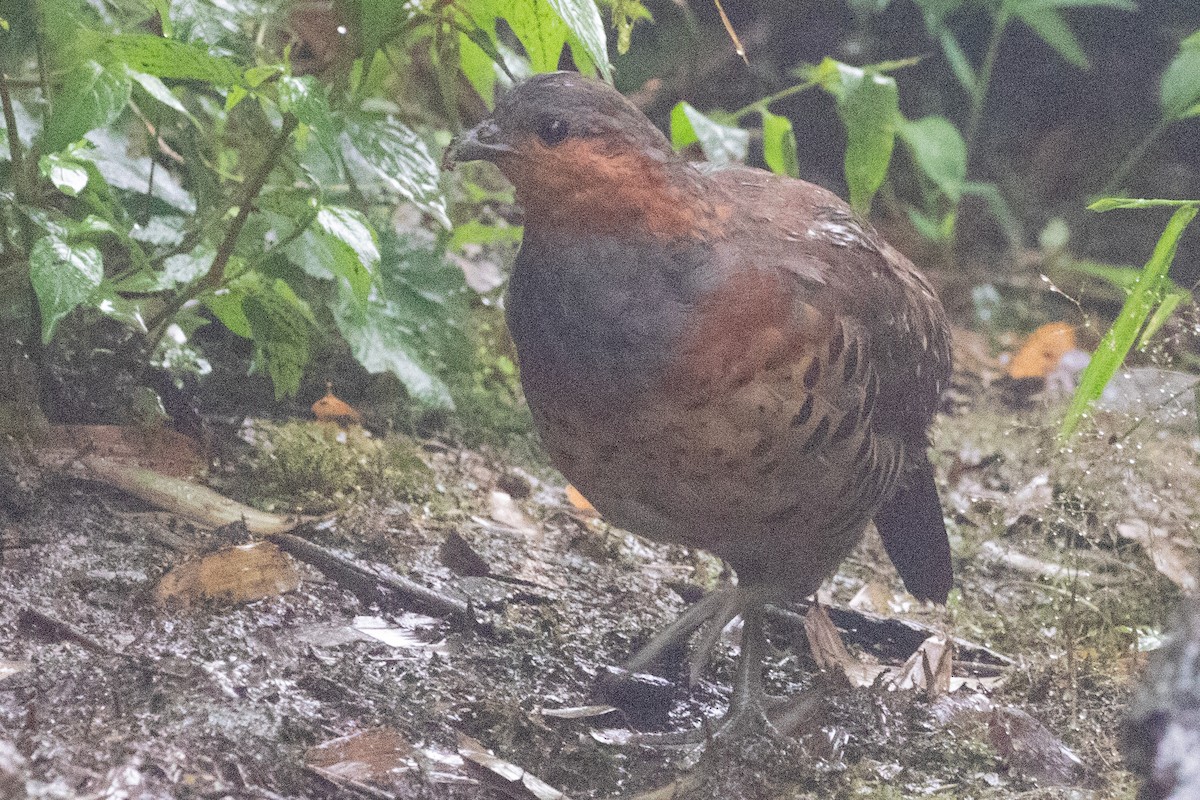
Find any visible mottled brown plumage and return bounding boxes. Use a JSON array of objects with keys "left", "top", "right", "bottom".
[{"left": 447, "top": 72, "right": 953, "bottom": 737}]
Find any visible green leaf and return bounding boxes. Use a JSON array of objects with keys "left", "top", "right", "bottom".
[
  {"left": 459, "top": 31, "right": 500, "bottom": 106},
  {"left": 1088, "top": 197, "right": 1200, "bottom": 212},
  {"left": 1060, "top": 205, "right": 1199, "bottom": 440},
  {"left": 603, "top": 0, "right": 652, "bottom": 55},
  {"left": 41, "top": 61, "right": 132, "bottom": 154},
  {"left": 1161, "top": 30, "right": 1200, "bottom": 121},
  {"left": 243, "top": 279, "right": 314, "bottom": 399},
  {"left": 670, "top": 102, "right": 748, "bottom": 165},
  {"left": 340, "top": 115, "right": 450, "bottom": 228},
  {"left": 77, "top": 129, "right": 197, "bottom": 213},
  {"left": 813, "top": 59, "right": 898, "bottom": 214},
  {"left": 127, "top": 68, "right": 199, "bottom": 126},
  {"left": 358, "top": 0, "right": 419, "bottom": 56},
  {"left": 277, "top": 75, "right": 339, "bottom": 154},
  {"left": 148, "top": 0, "right": 173, "bottom": 37},
  {"left": 1010, "top": 7, "right": 1087, "bottom": 67},
  {"left": 101, "top": 33, "right": 244, "bottom": 85},
  {"left": 39, "top": 152, "right": 90, "bottom": 196},
  {"left": 331, "top": 285, "right": 454, "bottom": 409},
  {"left": 899, "top": 116, "right": 966, "bottom": 202},
  {"left": 760, "top": 109, "right": 798, "bottom": 178},
  {"left": 29, "top": 234, "right": 104, "bottom": 342},
  {"left": 544, "top": 0, "right": 611, "bottom": 80}
]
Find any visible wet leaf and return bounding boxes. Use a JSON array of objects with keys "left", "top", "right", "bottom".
[
  {"left": 41, "top": 61, "right": 131, "bottom": 154},
  {"left": 1161, "top": 29, "right": 1200, "bottom": 120},
  {"left": 1117, "top": 520, "right": 1199, "bottom": 593},
  {"left": 457, "top": 733, "right": 569, "bottom": 800},
  {"left": 341, "top": 116, "right": 449, "bottom": 228},
  {"left": 155, "top": 542, "right": 302, "bottom": 606},
  {"left": 670, "top": 102, "right": 748, "bottom": 165},
  {"left": 29, "top": 234, "right": 103, "bottom": 343},
  {"left": 760, "top": 108, "right": 799, "bottom": 178},
  {"left": 898, "top": 115, "right": 966, "bottom": 202}
]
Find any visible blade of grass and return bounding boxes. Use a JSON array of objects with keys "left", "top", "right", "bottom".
[{"left": 1059, "top": 204, "right": 1198, "bottom": 441}]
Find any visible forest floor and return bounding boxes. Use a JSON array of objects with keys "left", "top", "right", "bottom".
[{"left": 1, "top": 368, "right": 1196, "bottom": 800}]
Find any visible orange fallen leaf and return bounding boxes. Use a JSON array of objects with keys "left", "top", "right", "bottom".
[
  {"left": 565, "top": 485, "right": 596, "bottom": 515},
  {"left": 1007, "top": 322, "right": 1076, "bottom": 380},
  {"left": 155, "top": 542, "right": 302, "bottom": 606},
  {"left": 312, "top": 384, "right": 362, "bottom": 425}
]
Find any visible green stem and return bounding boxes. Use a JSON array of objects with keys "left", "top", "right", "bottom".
[
  {"left": 964, "top": 5, "right": 1008, "bottom": 157},
  {"left": 1102, "top": 117, "right": 1171, "bottom": 196},
  {"left": 143, "top": 114, "right": 298, "bottom": 349},
  {"left": 730, "top": 79, "right": 818, "bottom": 121}
]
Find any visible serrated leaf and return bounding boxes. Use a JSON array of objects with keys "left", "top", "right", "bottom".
[
  {"left": 899, "top": 115, "right": 966, "bottom": 202},
  {"left": 760, "top": 109, "right": 799, "bottom": 178},
  {"left": 39, "top": 152, "right": 90, "bottom": 196},
  {"left": 1161, "top": 29, "right": 1200, "bottom": 121},
  {"left": 331, "top": 285, "right": 454, "bottom": 409},
  {"left": 41, "top": 61, "right": 132, "bottom": 154},
  {"left": 101, "top": 33, "right": 244, "bottom": 85},
  {"left": 243, "top": 279, "right": 314, "bottom": 399},
  {"left": 340, "top": 116, "right": 449, "bottom": 228},
  {"left": 29, "top": 234, "right": 104, "bottom": 342},
  {"left": 670, "top": 102, "right": 748, "bottom": 165}
]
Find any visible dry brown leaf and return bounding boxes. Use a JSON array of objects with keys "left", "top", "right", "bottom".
[
  {"left": 1007, "top": 322, "right": 1076, "bottom": 379},
  {"left": 155, "top": 542, "right": 302, "bottom": 606},
  {"left": 804, "top": 600, "right": 891, "bottom": 686},
  {"left": 887, "top": 635, "right": 953, "bottom": 698},
  {"left": 1117, "top": 520, "right": 1199, "bottom": 593},
  {"left": 40, "top": 425, "right": 204, "bottom": 478},
  {"left": 306, "top": 728, "right": 417, "bottom": 783},
  {"left": 457, "top": 733, "right": 569, "bottom": 800},
  {"left": 312, "top": 386, "right": 362, "bottom": 425},
  {"left": 565, "top": 485, "right": 597, "bottom": 515}
]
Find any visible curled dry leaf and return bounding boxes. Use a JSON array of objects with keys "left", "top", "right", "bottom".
[
  {"left": 457, "top": 733, "right": 569, "bottom": 800},
  {"left": 155, "top": 542, "right": 302, "bottom": 606}
]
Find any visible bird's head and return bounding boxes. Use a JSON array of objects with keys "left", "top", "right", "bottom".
[{"left": 445, "top": 72, "right": 718, "bottom": 237}]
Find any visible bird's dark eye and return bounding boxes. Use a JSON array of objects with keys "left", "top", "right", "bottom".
[{"left": 537, "top": 118, "right": 570, "bottom": 146}]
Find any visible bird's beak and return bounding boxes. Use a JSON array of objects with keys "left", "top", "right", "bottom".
[{"left": 443, "top": 118, "right": 514, "bottom": 170}]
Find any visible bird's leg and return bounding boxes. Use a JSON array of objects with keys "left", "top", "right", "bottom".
[
  {"left": 623, "top": 588, "right": 732, "bottom": 674},
  {"left": 709, "top": 598, "right": 774, "bottom": 739}
]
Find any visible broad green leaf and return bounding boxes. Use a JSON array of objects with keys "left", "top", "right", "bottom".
[
  {"left": 813, "top": 60, "right": 898, "bottom": 214},
  {"left": 1060, "top": 205, "right": 1199, "bottom": 440},
  {"left": 331, "top": 284, "right": 454, "bottom": 409},
  {"left": 29, "top": 234, "right": 104, "bottom": 342},
  {"left": 670, "top": 102, "right": 748, "bottom": 165},
  {"left": 244, "top": 279, "right": 315, "bottom": 399},
  {"left": 127, "top": 69, "right": 198, "bottom": 126},
  {"left": 78, "top": 129, "right": 197, "bottom": 212},
  {"left": 760, "top": 109, "right": 798, "bottom": 178},
  {"left": 277, "top": 75, "right": 339, "bottom": 154},
  {"left": 101, "top": 33, "right": 243, "bottom": 85},
  {"left": 340, "top": 116, "right": 449, "bottom": 228},
  {"left": 39, "top": 152, "right": 90, "bottom": 196},
  {"left": 203, "top": 286, "right": 253, "bottom": 339},
  {"left": 41, "top": 61, "right": 131, "bottom": 154},
  {"left": 1161, "top": 30, "right": 1200, "bottom": 121},
  {"left": 459, "top": 31, "right": 499, "bottom": 106},
  {"left": 899, "top": 116, "right": 966, "bottom": 202},
  {"left": 284, "top": 206, "right": 378, "bottom": 301},
  {"left": 316, "top": 206, "right": 380, "bottom": 274},
  {"left": 544, "top": 0, "right": 611, "bottom": 80}
]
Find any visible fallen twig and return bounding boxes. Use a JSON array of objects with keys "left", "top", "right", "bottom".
[{"left": 267, "top": 532, "right": 476, "bottom": 629}]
